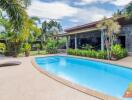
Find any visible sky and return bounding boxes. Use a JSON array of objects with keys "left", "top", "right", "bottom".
[{"left": 27, "top": 0, "right": 132, "bottom": 29}]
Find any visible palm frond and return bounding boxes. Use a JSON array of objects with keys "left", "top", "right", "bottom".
[{"left": 0, "top": 0, "right": 28, "bottom": 31}]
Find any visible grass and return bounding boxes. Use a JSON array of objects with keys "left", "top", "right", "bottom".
[{"left": 19, "top": 50, "right": 46, "bottom": 57}]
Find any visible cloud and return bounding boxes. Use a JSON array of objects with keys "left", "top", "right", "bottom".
[
  {"left": 110, "top": 0, "right": 132, "bottom": 6},
  {"left": 27, "top": 0, "right": 114, "bottom": 28},
  {"left": 75, "top": 0, "right": 131, "bottom": 6},
  {"left": 27, "top": 0, "right": 78, "bottom": 19},
  {"left": 68, "top": 7, "right": 112, "bottom": 26}
]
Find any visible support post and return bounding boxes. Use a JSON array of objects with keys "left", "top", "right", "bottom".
[
  {"left": 101, "top": 29, "right": 104, "bottom": 51},
  {"left": 66, "top": 36, "right": 69, "bottom": 50},
  {"left": 75, "top": 34, "right": 77, "bottom": 49}
]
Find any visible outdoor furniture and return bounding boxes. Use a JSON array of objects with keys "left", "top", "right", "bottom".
[{"left": 0, "top": 61, "right": 21, "bottom": 67}]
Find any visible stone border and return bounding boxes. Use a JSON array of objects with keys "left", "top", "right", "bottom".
[
  {"left": 67, "top": 55, "right": 132, "bottom": 69},
  {"left": 31, "top": 55, "right": 122, "bottom": 100}
]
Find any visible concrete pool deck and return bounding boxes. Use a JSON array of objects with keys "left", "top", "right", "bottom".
[
  {"left": 0, "top": 55, "right": 99, "bottom": 100},
  {"left": 0, "top": 55, "right": 132, "bottom": 100}
]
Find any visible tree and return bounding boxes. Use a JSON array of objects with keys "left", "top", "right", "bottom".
[
  {"left": 124, "top": 2, "right": 132, "bottom": 19},
  {"left": 0, "top": 0, "right": 30, "bottom": 31},
  {"left": 0, "top": 0, "right": 31, "bottom": 56},
  {"left": 41, "top": 20, "right": 62, "bottom": 49},
  {"left": 97, "top": 18, "right": 121, "bottom": 59},
  {"left": 27, "top": 17, "right": 41, "bottom": 43}
]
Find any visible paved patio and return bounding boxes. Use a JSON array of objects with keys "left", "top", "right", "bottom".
[
  {"left": 0, "top": 56, "right": 99, "bottom": 100},
  {"left": 0, "top": 55, "right": 132, "bottom": 100}
]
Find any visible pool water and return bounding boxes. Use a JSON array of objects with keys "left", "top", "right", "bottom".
[{"left": 35, "top": 56, "right": 132, "bottom": 99}]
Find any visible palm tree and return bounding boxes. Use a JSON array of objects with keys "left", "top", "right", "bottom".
[
  {"left": 41, "top": 20, "right": 62, "bottom": 49},
  {"left": 0, "top": 0, "right": 30, "bottom": 31},
  {"left": 0, "top": 0, "right": 31, "bottom": 56},
  {"left": 124, "top": 2, "right": 132, "bottom": 19},
  {"left": 28, "top": 17, "right": 41, "bottom": 43},
  {"left": 97, "top": 18, "right": 121, "bottom": 59}
]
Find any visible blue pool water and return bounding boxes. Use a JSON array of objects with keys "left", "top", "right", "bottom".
[{"left": 35, "top": 56, "right": 132, "bottom": 99}]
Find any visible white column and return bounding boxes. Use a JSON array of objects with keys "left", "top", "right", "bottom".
[
  {"left": 66, "top": 36, "right": 69, "bottom": 50},
  {"left": 101, "top": 29, "right": 104, "bottom": 51},
  {"left": 75, "top": 34, "right": 77, "bottom": 49}
]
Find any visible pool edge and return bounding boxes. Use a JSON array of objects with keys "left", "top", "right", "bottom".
[{"left": 31, "top": 55, "right": 119, "bottom": 100}]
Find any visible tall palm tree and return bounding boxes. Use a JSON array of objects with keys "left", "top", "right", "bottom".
[
  {"left": 0, "top": 0, "right": 31, "bottom": 31},
  {"left": 97, "top": 18, "right": 121, "bottom": 59}
]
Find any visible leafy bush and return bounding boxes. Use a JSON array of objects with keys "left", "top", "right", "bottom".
[
  {"left": 67, "top": 49, "right": 107, "bottom": 59},
  {"left": 0, "top": 43, "right": 6, "bottom": 54},
  {"left": 67, "top": 46, "right": 126, "bottom": 60},
  {"left": 36, "top": 44, "right": 41, "bottom": 49},
  {"left": 96, "top": 50, "right": 107, "bottom": 59},
  {"left": 36, "top": 44, "right": 41, "bottom": 54},
  {"left": 82, "top": 44, "right": 93, "bottom": 50},
  {"left": 23, "top": 43, "right": 31, "bottom": 51},
  {"left": 23, "top": 43, "right": 31, "bottom": 57},
  {"left": 111, "top": 44, "right": 127, "bottom": 59},
  {"left": 46, "top": 39, "right": 58, "bottom": 54},
  {"left": 58, "top": 38, "right": 66, "bottom": 49}
]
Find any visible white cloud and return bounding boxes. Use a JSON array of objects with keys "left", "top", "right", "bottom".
[
  {"left": 68, "top": 7, "right": 112, "bottom": 25},
  {"left": 111, "top": 0, "right": 132, "bottom": 6},
  {"left": 75, "top": 0, "right": 111, "bottom": 5},
  {"left": 27, "top": 0, "right": 114, "bottom": 28},
  {"left": 76, "top": 0, "right": 131, "bottom": 6},
  {"left": 27, "top": 0, "right": 78, "bottom": 19}
]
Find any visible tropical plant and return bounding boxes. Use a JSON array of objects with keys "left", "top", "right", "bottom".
[
  {"left": 67, "top": 49, "right": 107, "bottom": 59},
  {"left": 28, "top": 17, "right": 41, "bottom": 43},
  {"left": 57, "top": 37, "right": 66, "bottom": 49},
  {"left": 124, "top": 82, "right": 132, "bottom": 97},
  {"left": 0, "top": 0, "right": 31, "bottom": 56},
  {"left": 45, "top": 39, "right": 58, "bottom": 54},
  {"left": 111, "top": 44, "right": 127, "bottom": 60},
  {"left": 82, "top": 44, "right": 93, "bottom": 50},
  {"left": 23, "top": 43, "right": 31, "bottom": 57},
  {"left": 36, "top": 44, "right": 41, "bottom": 54},
  {"left": 124, "top": 2, "right": 132, "bottom": 19},
  {"left": 0, "top": 0, "right": 30, "bottom": 31},
  {"left": 41, "top": 20, "right": 62, "bottom": 49},
  {"left": 67, "top": 47, "right": 126, "bottom": 60},
  {"left": 97, "top": 18, "right": 121, "bottom": 59},
  {"left": 0, "top": 42, "right": 6, "bottom": 54}
]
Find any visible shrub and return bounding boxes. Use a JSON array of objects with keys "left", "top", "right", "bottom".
[
  {"left": 24, "top": 43, "right": 31, "bottom": 51},
  {"left": 46, "top": 39, "right": 58, "bottom": 54},
  {"left": 96, "top": 50, "right": 107, "bottom": 59},
  {"left": 36, "top": 44, "right": 41, "bottom": 54},
  {"left": 0, "top": 43, "right": 6, "bottom": 54},
  {"left": 111, "top": 44, "right": 127, "bottom": 59},
  {"left": 82, "top": 44, "right": 93, "bottom": 50},
  {"left": 67, "top": 45, "right": 127, "bottom": 60},
  {"left": 67, "top": 49, "right": 107, "bottom": 59},
  {"left": 23, "top": 43, "right": 31, "bottom": 57}
]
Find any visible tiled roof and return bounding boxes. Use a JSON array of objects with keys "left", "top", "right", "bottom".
[{"left": 65, "top": 17, "right": 132, "bottom": 33}]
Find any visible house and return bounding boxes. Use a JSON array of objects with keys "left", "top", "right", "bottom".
[{"left": 63, "top": 17, "right": 132, "bottom": 54}]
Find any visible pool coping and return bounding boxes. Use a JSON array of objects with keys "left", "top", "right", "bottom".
[{"left": 31, "top": 54, "right": 128, "bottom": 100}]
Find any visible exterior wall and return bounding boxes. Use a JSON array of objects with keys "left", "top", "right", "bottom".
[
  {"left": 121, "top": 25, "right": 132, "bottom": 52},
  {"left": 69, "top": 31, "right": 101, "bottom": 49},
  {"left": 66, "top": 24, "right": 132, "bottom": 52}
]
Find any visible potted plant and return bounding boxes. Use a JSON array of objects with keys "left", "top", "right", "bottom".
[
  {"left": 24, "top": 43, "right": 31, "bottom": 57},
  {"left": 36, "top": 44, "right": 41, "bottom": 54}
]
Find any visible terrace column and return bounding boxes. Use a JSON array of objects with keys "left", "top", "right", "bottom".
[
  {"left": 75, "top": 34, "right": 77, "bottom": 49},
  {"left": 101, "top": 29, "right": 105, "bottom": 51},
  {"left": 66, "top": 36, "right": 70, "bottom": 50}
]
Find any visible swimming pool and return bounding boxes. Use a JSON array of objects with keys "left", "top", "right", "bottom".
[{"left": 35, "top": 56, "right": 132, "bottom": 99}]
